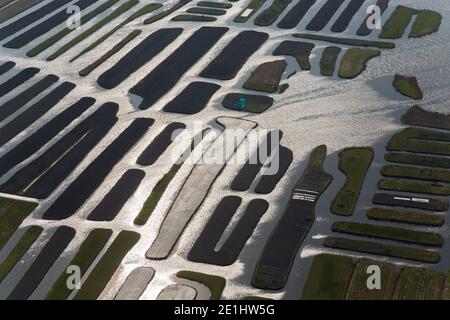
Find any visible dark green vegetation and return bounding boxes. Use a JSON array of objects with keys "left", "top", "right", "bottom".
[
  {"left": 393, "top": 267, "right": 443, "bottom": 299},
  {"left": 73, "top": 3, "right": 162, "bottom": 61},
  {"left": 320, "top": 46, "right": 341, "bottom": 76},
  {"left": 378, "top": 179, "right": 450, "bottom": 196},
  {"left": 303, "top": 254, "right": 447, "bottom": 300},
  {"left": 380, "top": 5, "right": 442, "bottom": 39},
  {"left": 222, "top": 93, "right": 274, "bottom": 113},
  {"left": 46, "top": 229, "right": 112, "bottom": 300},
  {"left": 186, "top": 7, "right": 226, "bottom": 15},
  {"left": 387, "top": 127, "right": 450, "bottom": 156},
  {"left": 386, "top": 152, "right": 450, "bottom": 169},
  {"left": 254, "top": 0, "right": 292, "bottom": 26},
  {"left": 0, "top": 226, "right": 42, "bottom": 283},
  {"left": 346, "top": 260, "right": 397, "bottom": 300},
  {"left": 338, "top": 48, "right": 380, "bottom": 79},
  {"left": 381, "top": 165, "right": 450, "bottom": 183},
  {"left": 393, "top": 74, "right": 423, "bottom": 100},
  {"left": 177, "top": 271, "right": 225, "bottom": 300},
  {"left": 79, "top": 30, "right": 142, "bottom": 77},
  {"left": 171, "top": 14, "right": 216, "bottom": 21},
  {"left": 234, "top": 0, "right": 267, "bottom": 23},
  {"left": 293, "top": 33, "right": 395, "bottom": 49},
  {"left": 324, "top": 237, "right": 440, "bottom": 263},
  {"left": 0, "top": 197, "right": 38, "bottom": 251},
  {"left": 27, "top": 0, "right": 119, "bottom": 57},
  {"left": 198, "top": 1, "right": 232, "bottom": 9},
  {"left": 373, "top": 193, "right": 448, "bottom": 212},
  {"left": 331, "top": 148, "right": 373, "bottom": 215},
  {"left": 73, "top": 231, "right": 140, "bottom": 300},
  {"left": 273, "top": 41, "right": 314, "bottom": 70},
  {"left": 243, "top": 60, "right": 286, "bottom": 93},
  {"left": 134, "top": 130, "right": 209, "bottom": 225},
  {"left": 402, "top": 106, "right": 450, "bottom": 130},
  {"left": 144, "top": 0, "right": 191, "bottom": 24},
  {"left": 332, "top": 221, "right": 443, "bottom": 246},
  {"left": 301, "top": 254, "right": 353, "bottom": 300},
  {"left": 367, "top": 208, "right": 444, "bottom": 226}
]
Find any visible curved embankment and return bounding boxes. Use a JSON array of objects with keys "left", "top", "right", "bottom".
[
  {"left": 252, "top": 145, "right": 333, "bottom": 290},
  {"left": 338, "top": 48, "right": 380, "bottom": 79},
  {"left": 331, "top": 147, "right": 374, "bottom": 216},
  {"left": 188, "top": 197, "right": 269, "bottom": 266},
  {"left": 176, "top": 271, "right": 225, "bottom": 300}
]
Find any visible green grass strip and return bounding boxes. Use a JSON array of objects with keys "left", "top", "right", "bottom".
[
  {"left": 0, "top": 226, "right": 42, "bottom": 283},
  {"left": 27, "top": 0, "right": 120, "bottom": 57},
  {"left": 79, "top": 29, "right": 142, "bottom": 76},
  {"left": 387, "top": 127, "right": 450, "bottom": 156},
  {"left": 72, "top": 3, "right": 162, "bottom": 62},
  {"left": 378, "top": 179, "right": 450, "bottom": 196},
  {"left": 443, "top": 270, "right": 450, "bottom": 300},
  {"left": 393, "top": 266, "right": 443, "bottom": 299},
  {"left": 73, "top": 230, "right": 140, "bottom": 300},
  {"left": 331, "top": 147, "right": 373, "bottom": 216},
  {"left": 45, "top": 229, "right": 112, "bottom": 300},
  {"left": 338, "top": 48, "right": 380, "bottom": 79},
  {"left": 144, "top": 0, "right": 192, "bottom": 24},
  {"left": 320, "top": 46, "right": 341, "bottom": 76},
  {"left": 346, "top": 259, "right": 397, "bottom": 300},
  {"left": 324, "top": 236, "right": 440, "bottom": 263},
  {"left": 385, "top": 152, "right": 450, "bottom": 169},
  {"left": 234, "top": 0, "right": 267, "bottom": 23},
  {"left": 47, "top": 0, "right": 141, "bottom": 61},
  {"left": 301, "top": 254, "right": 353, "bottom": 300},
  {"left": 0, "top": 197, "right": 38, "bottom": 251},
  {"left": 380, "top": 5, "right": 416, "bottom": 39},
  {"left": 134, "top": 129, "right": 209, "bottom": 226},
  {"left": 186, "top": 7, "right": 226, "bottom": 15},
  {"left": 332, "top": 221, "right": 443, "bottom": 247},
  {"left": 177, "top": 271, "right": 225, "bottom": 300},
  {"left": 0, "top": 0, "right": 43, "bottom": 24},
  {"left": 293, "top": 33, "right": 395, "bottom": 49},
  {"left": 410, "top": 10, "right": 442, "bottom": 38},
  {"left": 368, "top": 208, "right": 444, "bottom": 227},
  {"left": 197, "top": 1, "right": 232, "bottom": 9},
  {"left": 171, "top": 14, "right": 216, "bottom": 21},
  {"left": 381, "top": 165, "right": 450, "bottom": 183}
]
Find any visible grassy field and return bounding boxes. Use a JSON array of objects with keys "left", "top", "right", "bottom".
[
  {"left": 73, "top": 3, "right": 162, "bottom": 62},
  {"left": 79, "top": 29, "right": 142, "bottom": 76},
  {"left": 393, "top": 266, "right": 443, "bottom": 299},
  {"left": 387, "top": 128, "right": 450, "bottom": 156},
  {"left": 367, "top": 208, "right": 444, "bottom": 226},
  {"left": 378, "top": 179, "right": 450, "bottom": 196},
  {"left": 177, "top": 271, "right": 225, "bottom": 300},
  {"left": 331, "top": 147, "right": 373, "bottom": 216},
  {"left": 443, "top": 271, "right": 450, "bottom": 300},
  {"left": 301, "top": 254, "right": 353, "bottom": 300},
  {"left": 393, "top": 74, "right": 423, "bottom": 99},
  {"left": 338, "top": 48, "right": 380, "bottom": 79},
  {"left": 320, "top": 46, "right": 341, "bottom": 76},
  {"left": 381, "top": 5, "right": 442, "bottom": 39},
  {"left": 134, "top": 130, "right": 208, "bottom": 225},
  {"left": 171, "top": 14, "right": 216, "bottom": 21},
  {"left": 0, "top": 226, "right": 42, "bottom": 283},
  {"left": 0, "top": 197, "right": 38, "bottom": 251},
  {"left": 381, "top": 165, "right": 450, "bottom": 183},
  {"left": 346, "top": 259, "right": 397, "bottom": 300},
  {"left": 27, "top": 0, "right": 119, "bottom": 57},
  {"left": 385, "top": 152, "right": 450, "bottom": 169},
  {"left": 332, "top": 221, "right": 443, "bottom": 246},
  {"left": 45, "top": 229, "right": 112, "bottom": 300},
  {"left": 254, "top": 0, "right": 292, "bottom": 26},
  {"left": 234, "top": 0, "right": 267, "bottom": 23},
  {"left": 243, "top": 60, "right": 286, "bottom": 93},
  {"left": 73, "top": 231, "right": 140, "bottom": 300},
  {"left": 324, "top": 237, "right": 440, "bottom": 263}
]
